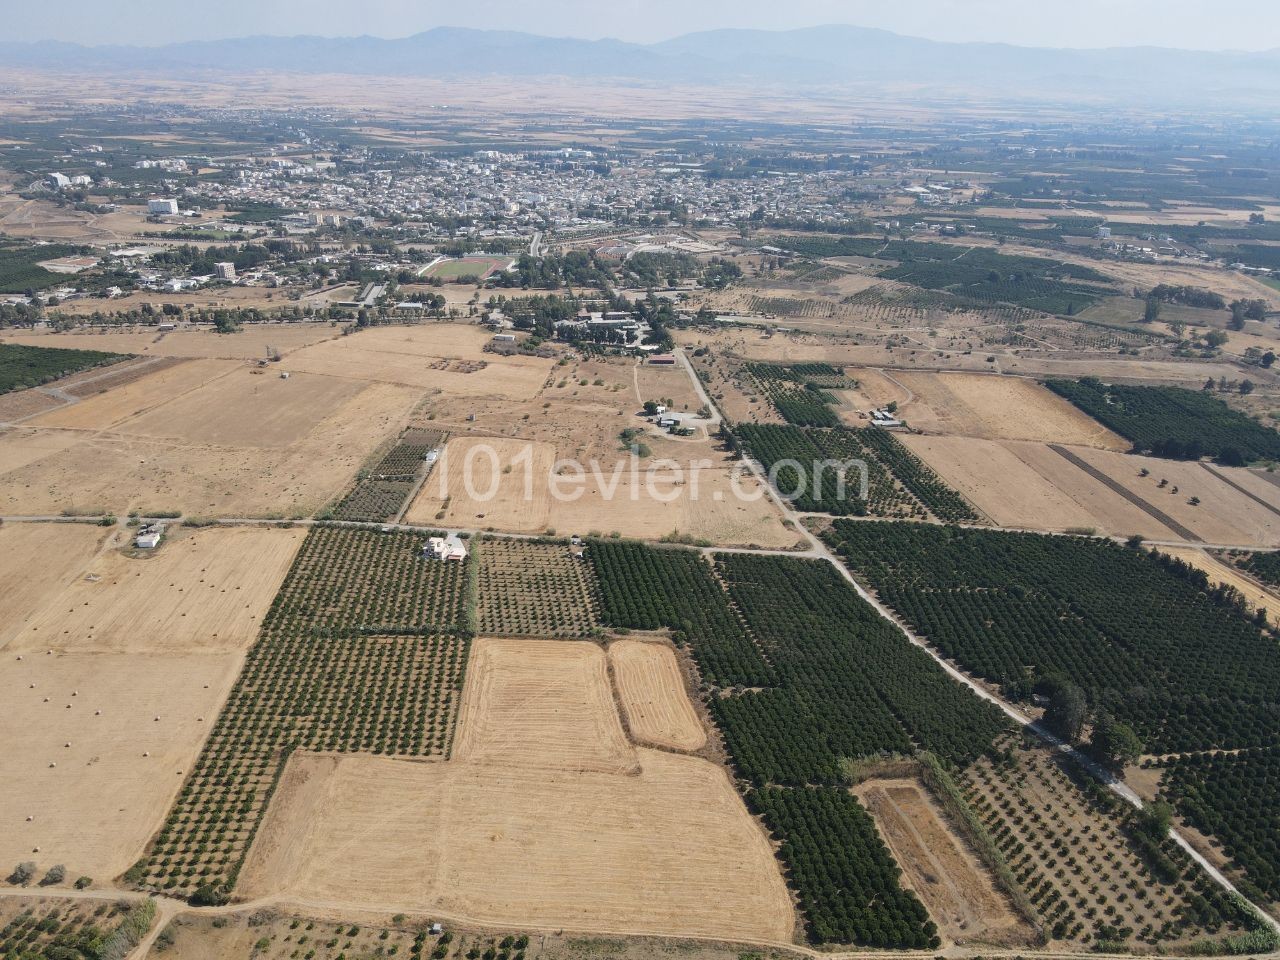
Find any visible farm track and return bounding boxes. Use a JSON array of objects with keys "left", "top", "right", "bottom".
[{"left": 1, "top": 345, "right": 1278, "bottom": 947}]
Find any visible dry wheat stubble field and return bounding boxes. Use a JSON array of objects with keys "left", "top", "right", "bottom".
[
  {"left": 0, "top": 526, "right": 302, "bottom": 882},
  {"left": 239, "top": 637, "right": 796, "bottom": 943}
]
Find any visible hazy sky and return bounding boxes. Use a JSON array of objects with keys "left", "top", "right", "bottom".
[{"left": 7, "top": 0, "right": 1279, "bottom": 50}]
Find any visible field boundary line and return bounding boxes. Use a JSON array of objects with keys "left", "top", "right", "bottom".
[
  {"left": 1048, "top": 443, "right": 1202, "bottom": 542},
  {"left": 1202, "top": 463, "right": 1280, "bottom": 519}
]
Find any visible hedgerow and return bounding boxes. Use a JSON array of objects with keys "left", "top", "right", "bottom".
[
  {"left": 1046, "top": 378, "right": 1280, "bottom": 463},
  {"left": 825, "top": 521, "right": 1280, "bottom": 753}
]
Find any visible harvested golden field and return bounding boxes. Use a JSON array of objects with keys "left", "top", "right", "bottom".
[
  {"left": 283, "top": 325, "right": 553, "bottom": 400},
  {"left": 0, "top": 323, "right": 340, "bottom": 360},
  {"left": 0, "top": 382, "right": 420, "bottom": 517},
  {"left": 0, "top": 523, "right": 106, "bottom": 649},
  {"left": 9, "top": 526, "right": 304, "bottom": 655},
  {"left": 454, "top": 638, "right": 637, "bottom": 775},
  {"left": 1157, "top": 546, "right": 1280, "bottom": 620},
  {"left": 609, "top": 639, "right": 706, "bottom": 752},
  {"left": 897, "top": 435, "right": 1094, "bottom": 530},
  {"left": 239, "top": 637, "right": 794, "bottom": 943},
  {"left": 30, "top": 359, "right": 240, "bottom": 431},
  {"left": 116, "top": 369, "right": 367, "bottom": 448},
  {"left": 889, "top": 372, "right": 1128, "bottom": 449},
  {"left": 0, "top": 649, "right": 244, "bottom": 881},
  {"left": 903, "top": 435, "right": 1280, "bottom": 545},
  {"left": 0, "top": 427, "right": 80, "bottom": 475},
  {"left": 1070, "top": 448, "right": 1280, "bottom": 546},
  {"left": 855, "top": 779, "right": 1034, "bottom": 948},
  {"left": 407, "top": 435, "right": 797, "bottom": 547}
]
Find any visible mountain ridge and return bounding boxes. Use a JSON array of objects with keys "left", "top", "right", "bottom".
[{"left": 2, "top": 25, "right": 1278, "bottom": 107}]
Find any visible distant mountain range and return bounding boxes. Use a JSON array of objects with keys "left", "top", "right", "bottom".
[{"left": 3, "top": 26, "right": 1279, "bottom": 108}]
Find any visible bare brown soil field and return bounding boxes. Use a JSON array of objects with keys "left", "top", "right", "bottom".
[
  {"left": 60, "top": 355, "right": 187, "bottom": 396},
  {"left": 0, "top": 387, "right": 64, "bottom": 422},
  {"left": 406, "top": 434, "right": 797, "bottom": 547},
  {"left": 884, "top": 372, "right": 1129, "bottom": 448},
  {"left": 0, "top": 522, "right": 106, "bottom": 648},
  {"left": 30, "top": 359, "right": 240, "bottom": 431},
  {"left": 0, "top": 649, "right": 244, "bottom": 881},
  {"left": 1157, "top": 546, "right": 1280, "bottom": 620},
  {"left": 902, "top": 436, "right": 1280, "bottom": 544},
  {"left": 609, "top": 639, "right": 707, "bottom": 752},
  {"left": 239, "top": 637, "right": 794, "bottom": 943},
  {"left": 283, "top": 325, "right": 553, "bottom": 400},
  {"left": 0, "top": 425, "right": 81, "bottom": 475},
  {"left": 0, "top": 381, "right": 420, "bottom": 517},
  {"left": 453, "top": 638, "right": 637, "bottom": 775},
  {"left": 406, "top": 435, "right": 559, "bottom": 532},
  {"left": 116, "top": 369, "right": 368, "bottom": 449},
  {"left": 0, "top": 323, "right": 341, "bottom": 360},
  {"left": 855, "top": 778, "right": 1033, "bottom": 947},
  {"left": 8, "top": 526, "right": 303, "bottom": 655}
]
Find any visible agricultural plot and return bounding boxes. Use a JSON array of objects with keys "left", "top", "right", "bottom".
[
  {"left": 826, "top": 522, "right": 1280, "bottom": 754},
  {"left": 0, "top": 526, "right": 303, "bottom": 881},
  {"left": 609, "top": 639, "right": 706, "bottom": 751},
  {"left": 872, "top": 244, "right": 1113, "bottom": 315},
  {"left": 329, "top": 428, "right": 445, "bottom": 522},
  {"left": 0, "top": 343, "right": 128, "bottom": 394},
  {"left": 136, "top": 526, "right": 468, "bottom": 897},
  {"left": 113, "top": 368, "right": 366, "bottom": 449},
  {"left": 899, "top": 435, "right": 1280, "bottom": 545},
  {"left": 0, "top": 899, "right": 151, "bottom": 960},
  {"left": 238, "top": 638, "right": 794, "bottom": 944},
  {"left": 854, "top": 777, "right": 1035, "bottom": 947},
  {"left": 1161, "top": 747, "right": 1280, "bottom": 906},
  {"left": 329, "top": 479, "right": 415, "bottom": 522},
  {"left": 0, "top": 522, "right": 105, "bottom": 649},
  {"left": 8, "top": 525, "right": 303, "bottom": 655},
  {"left": 1047, "top": 379, "right": 1280, "bottom": 463},
  {"left": 589, "top": 542, "right": 1009, "bottom": 948},
  {"left": 0, "top": 377, "right": 421, "bottom": 519},
  {"left": 283, "top": 325, "right": 552, "bottom": 400},
  {"left": 0, "top": 324, "right": 339, "bottom": 360},
  {"left": 960, "top": 739, "right": 1267, "bottom": 950},
  {"left": 887, "top": 372, "right": 1129, "bottom": 449},
  {"left": 1157, "top": 546, "right": 1280, "bottom": 622},
  {"left": 743, "top": 362, "right": 844, "bottom": 427},
  {"left": 733, "top": 423, "right": 924, "bottom": 518},
  {"left": 476, "top": 538, "right": 601, "bottom": 637},
  {"left": 26, "top": 358, "right": 240, "bottom": 431},
  {"left": 749, "top": 786, "right": 938, "bottom": 949}
]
